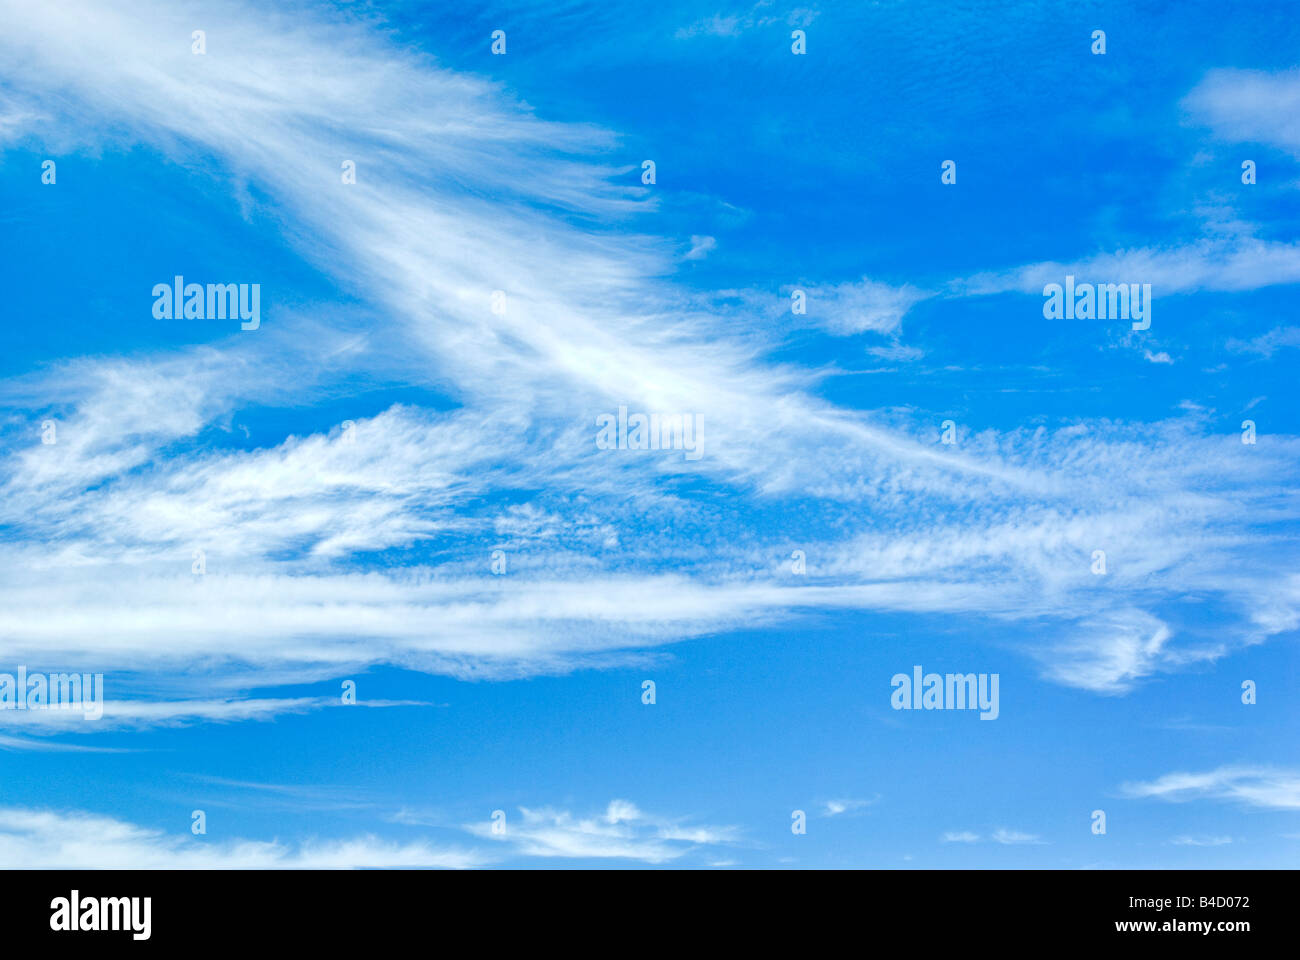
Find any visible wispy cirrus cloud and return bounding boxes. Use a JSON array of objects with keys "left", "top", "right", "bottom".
[
  {"left": 956, "top": 236, "right": 1300, "bottom": 299},
  {"left": 0, "top": 735, "right": 129, "bottom": 754},
  {"left": 0, "top": 0, "right": 1294, "bottom": 726},
  {"left": 1121, "top": 766, "right": 1300, "bottom": 811},
  {"left": 821, "top": 796, "right": 879, "bottom": 817},
  {"left": 465, "top": 800, "right": 740, "bottom": 863},
  {"left": 0, "top": 696, "right": 430, "bottom": 734},
  {"left": 940, "top": 829, "right": 1044, "bottom": 845},
  {"left": 991, "top": 828, "right": 1045, "bottom": 846},
  {"left": 0, "top": 808, "right": 485, "bottom": 869},
  {"left": 684, "top": 234, "right": 717, "bottom": 260}
]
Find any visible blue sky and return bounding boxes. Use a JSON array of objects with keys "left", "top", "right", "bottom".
[{"left": 0, "top": 0, "right": 1298, "bottom": 868}]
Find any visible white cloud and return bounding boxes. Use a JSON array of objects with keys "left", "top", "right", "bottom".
[
  {"left": 465, "top": 800, "right": 739, "bottom": 863},
  {"left": 822, "top": 797, "right": 878, "bottom": 817},
  {"left": 1034, "top": 610, "right": 1174, "bottom": 695},
  {"left": 867, "top": 343, "right": 925, "bottom": 362},
  {"left": 0, "top": 808, "right": 484, "bottom": 869},
  {"left": 1227, "top": 326, "right": 1300, "bottom": 357},
  {"left": 800, "top": 277, "right": 931, "bottom": 336},
  {"left": 1121, "top": 766, "right": 1300, "bottom": 810},
  {"left": 991, "top": 828, "right": 1045, "bottom": 845},
  {"left": 940, "top": 827, "right": 1044, "bottom": 845},
  {"left": 676, "top": 4, "right": 818, "bottom": 40},
  {"left": 0, "top": 735, "right": 128, "bottom": 754},
  {"left": 958, "top": 236, "right": 1300, "bottom": 299},
  {"left": 1170, "top": 835, "right": 1233, "bottom": 846},
  {"left": 0, "top": 697, "right": 429, "bottom": 734},
  {"left": 685, "top": 235, "right": 717, "bottom": 260},
  {"left": 0, "top": 0, "right": 1293, "bottom": 713},
  {"left": 1183, "top": 68, "right": 1300, "bottom": 157}
]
